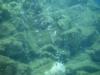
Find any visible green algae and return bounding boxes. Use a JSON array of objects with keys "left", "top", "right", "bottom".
[{"left": 0, "top": 0, "right": 100, "bottom": 75}]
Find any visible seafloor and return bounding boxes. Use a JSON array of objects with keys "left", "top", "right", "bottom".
[{"left": 0, "top": 0, "right": 100, "bottom": 75}]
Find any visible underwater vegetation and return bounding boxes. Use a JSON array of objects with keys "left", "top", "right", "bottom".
[{"left": 0, "top": 0, "right": 100, "bottom": 75}]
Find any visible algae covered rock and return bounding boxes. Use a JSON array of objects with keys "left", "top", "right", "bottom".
[
  {"left": 0, "top": 55, "right": 32, "bottom": 75},
  {"left": 90, "top": 50, "right": 100, "bottom": 64},
  {"left": 0, "top": 0, "right": 100, "bottom": 75},
  {"left": 0, "top": 6, "right": 11, "bottom": 23}
]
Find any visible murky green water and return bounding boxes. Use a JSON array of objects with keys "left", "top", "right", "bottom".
[{"left": 0, "top": 0, "right": 100, "bottom": 75}]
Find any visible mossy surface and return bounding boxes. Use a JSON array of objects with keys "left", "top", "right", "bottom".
[{"left": 0, "top": 0, "right": 100, "bottom": 75}]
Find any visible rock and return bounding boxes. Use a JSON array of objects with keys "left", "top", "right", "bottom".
[
  {"left": 0, "top": 55, "right": 32, "bottom": 75},
  {"left": 0, "top": 6, "right": 11, "bottom": 23},
  {"left": 44, "top": 62, "right": 66, "bottom": 75},
  {"left": 90, "top": 50, "right": 100, "bottom": 63}
]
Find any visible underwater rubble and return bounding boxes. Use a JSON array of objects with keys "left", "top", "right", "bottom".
[{"left": 0, "top": 0, "right": 100, "bottom": 75}]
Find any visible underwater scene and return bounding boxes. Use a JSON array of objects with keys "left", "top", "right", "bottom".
[{"left": 0, "top": 0, "right": 100, "bottom": 75}]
